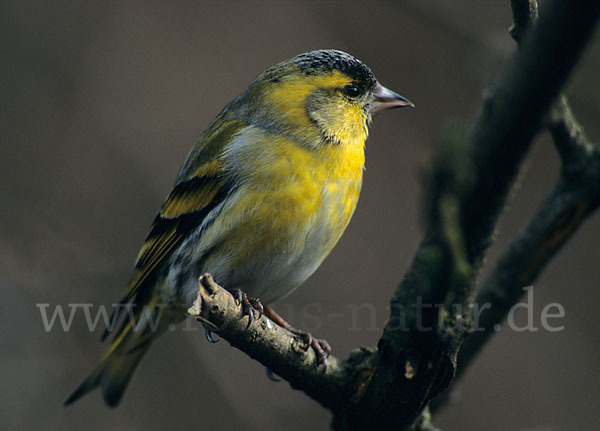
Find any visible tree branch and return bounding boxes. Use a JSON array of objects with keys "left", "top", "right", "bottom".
[
  {"left": 460, "top": 0, "right": 599, "bottom": 264},
  {"left": 187, "top": 274, "right": 374, "bottom": 413},
  {"left": 348, "top": 0, "right": 599, "bottom": 428},
  {"left": 450, "top": 142, "right": 600, "bottom": 387},
  {"left": 431, "top": 0, "right": 600, "bottom": 413},
  {"left": 509, "top": 0, "right": 538, "bottom": 42},
  {"left": 549, "top": 96, "right": 594, "bottom": 164},
  {"left": 509, "top": 0, "right": 590, "bottom": 165}
]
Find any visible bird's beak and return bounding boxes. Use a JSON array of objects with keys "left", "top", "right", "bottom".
[{"left": 370, "top": 83, "right": 414, "bottom": 113}]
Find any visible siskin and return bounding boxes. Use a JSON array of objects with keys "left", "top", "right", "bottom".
[{"left": 65, "top": 49, "right": 413, "bottom": 407}]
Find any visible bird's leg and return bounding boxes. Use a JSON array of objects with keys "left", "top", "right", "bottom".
[
  {"left": 228, "top": 288, "right": 264, "bottom": 328},
  {"left": 263, "top": 305, "right": 331, "bottom": 367}
]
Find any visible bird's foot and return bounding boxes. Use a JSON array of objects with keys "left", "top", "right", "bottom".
[
  {"left": 229, "top": 288, "right": 264, "bottom": 328},
  {"left": 290, "top": 328, "right": 331, "bottom": 367},
  {"left": 263, "top": 305, "right": 331, "bottom": 367}
]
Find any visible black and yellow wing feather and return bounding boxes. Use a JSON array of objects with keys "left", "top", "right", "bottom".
[
  {"left": 66, "top": 119, "right": 246, "bottom": 407},
  {"left": 96, "top": 120, "right": 245, "bottom": 346},
  {"left": 112, "top": 119, "right": 246, "bottom": 318}
]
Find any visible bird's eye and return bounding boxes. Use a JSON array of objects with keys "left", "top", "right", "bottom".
[{"left": 342, "top": 84, "right": 361, "bottom": 98}]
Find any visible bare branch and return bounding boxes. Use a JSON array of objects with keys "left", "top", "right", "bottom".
[
  {"left": 454, "top": 145, "right": 600, "bottom": 382},
  {"left": 461, "top": 0, "right": 599, "bottom": 263},
  {"left": 549, "top": 96, "right": 594, "bottom": 164},
  {"left": 187, "top": 274, "right": 373, "bottom": 412},
  {"left": 509, "top": 0, "right": 538, "bottom": 42},
  {"left": 510, "top": 0, "right": 591, "bottom": 164},
  {"left": 431, "top": 0, "right": 600, "bottom": 413}
]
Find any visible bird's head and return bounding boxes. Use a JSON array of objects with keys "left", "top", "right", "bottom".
[{"left": 236, "top": 49, "right": 413, "bottom": 147}]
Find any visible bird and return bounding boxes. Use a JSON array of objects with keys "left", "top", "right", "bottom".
[{"left": 64, "top": 49, "right": 413, "bottom": 407}]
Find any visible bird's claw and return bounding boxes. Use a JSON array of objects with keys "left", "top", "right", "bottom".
[
  {"left": 229, "top": 289, "right": 264, "bottom": 328},
  {"left": 265, "top": 367, "right": 281, "bottom": 382},
  {"left": 205, "top": 329, "right": 220, "bottom": 343},
  {"left": 290, "top": 329, "right": 331, "bottom": 368}
]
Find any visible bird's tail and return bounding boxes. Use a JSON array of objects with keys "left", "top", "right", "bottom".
[{"left": 65, "top": 299, "right": 171, "bottom": 407}]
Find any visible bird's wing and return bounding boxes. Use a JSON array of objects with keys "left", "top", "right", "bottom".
[
  {"left": 121, "top": 173, "right": 227, "bottom": 303},
  {"left": 114, "top": 119, "right": 246, "bottom": 312}
]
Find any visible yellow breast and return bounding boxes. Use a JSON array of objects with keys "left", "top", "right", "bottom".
[{"left": 203, "top": 124, "right": 366, "bottom": 296}]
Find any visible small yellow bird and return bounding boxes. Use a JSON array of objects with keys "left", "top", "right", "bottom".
[{"left": 65, "top": 49, "right": 412, "bottom": 407}]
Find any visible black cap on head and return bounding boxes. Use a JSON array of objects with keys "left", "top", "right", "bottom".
[
  {"left": 292, "top": 50, "right": 377, "bottom": 89},
  {"left": 261, "top": 49, "right": 377, "bottom": 91}
]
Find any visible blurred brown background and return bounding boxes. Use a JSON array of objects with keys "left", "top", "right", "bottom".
[{"left": 2, "top": 1, "right": 599, "bottom": 430}]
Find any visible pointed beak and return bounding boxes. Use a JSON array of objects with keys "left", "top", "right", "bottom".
[{"left": 370, "top": 83, "right": 414, "bottom": 113}]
